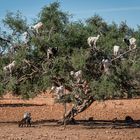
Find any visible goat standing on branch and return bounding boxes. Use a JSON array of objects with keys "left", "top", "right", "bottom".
[
  {"left": 111, "top": 47, "right": 137, "bottom": 62},
  {"left": 113, "top": 45, "right": 120, "bottom": 56},
  {"left": 47, "top": 47, "right": 58, "bottom": 59},
  {"left": 87, "top": 34, "right": 100, "bottom": 48},
  {"left": 3, "top": 61, "right": 16, "bottom": 75},
  {"left": 31, "top": 22, "right": 44, "bottom": 34},
  {"left": 22, "top": 31, "right": 30, "bottom": 45},
  {"left": 70, "top": 70, "right": 82, "bottom": 83},
  {"left": 124, "top": 36, "right": 137, "bottom": 50},
  {"left": 50, "top": 85, "right": 65, "bottom": 99},
  {"left": 102, "top": 59, "right": 110, "bottom": 75}
]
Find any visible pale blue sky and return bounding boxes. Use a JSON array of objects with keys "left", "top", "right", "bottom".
[{"left": 0, "top": 0, "right": 140, "bottom": 31}]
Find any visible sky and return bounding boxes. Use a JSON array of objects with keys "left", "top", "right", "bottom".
[{"left": 0, "top": 0, "right": 140, "bottom": 31}]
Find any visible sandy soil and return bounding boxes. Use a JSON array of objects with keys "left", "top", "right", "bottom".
[{"left": 0, "top": 92, "right": 140, "bottom": 140}]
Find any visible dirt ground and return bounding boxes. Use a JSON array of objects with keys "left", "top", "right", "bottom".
[{"left": 0, "top": 92, "right": 140, "bottom": 140}]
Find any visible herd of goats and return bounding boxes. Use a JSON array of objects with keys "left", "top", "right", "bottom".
[
  {"left": 2, "top": 21, "right": 137, "bottom": 77},
  {"left": 0, "top": 21, "right": 137, "bottom": 127}
]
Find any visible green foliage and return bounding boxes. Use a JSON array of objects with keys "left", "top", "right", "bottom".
[
  {"left": 39, "top": 1, "right": 69, "bottom": 32},
  {"left": 0, "top": 83, "right": 5, "bottom": 96},
  {"left": 5, "top": 77, "right": 17, "bottom": 92},
  {"left": 3, "top": 11, "right": 28, "bottom": 33},
  {"left": 90, "top": 76, "right": 118, "bottom": 100},
  {"left": 64, "top": 22, "right": 89, "bottom": 48},
  {"left": 0, "top": 2, "right": 139, "bottom": 101},
  {"left": 71, "top": 48, "right": 87, "bottom": 70},
  {"left": 50, "top": 56, "right": 73, "bottom": 77}
]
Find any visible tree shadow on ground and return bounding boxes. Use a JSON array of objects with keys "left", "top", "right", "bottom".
[
  {"left": 0, "top": 118, "right": 140, "bottom": 129},
  {"left": 32, "top": 117, "right": 140, "bottom": 129},
  {"left": 0, "top": 104, "right": 45, "bottom": 107},
  {"left": 77, "top": 119, "right": 140, "bottom": 129}
]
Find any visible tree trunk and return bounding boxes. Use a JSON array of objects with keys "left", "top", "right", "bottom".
[{"left": 58, "top": 96, "right": 95, "bottom": 125}]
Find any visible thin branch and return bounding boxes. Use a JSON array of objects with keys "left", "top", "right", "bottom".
[
  {"left": 111, "top": 48, "right": 137, "bottom": 62},
  {"left": 22, "top": 59, "right": 31, "bottom": 67},
  {"left": 0, "top": 37, "right": 11, "bottom": 43},
  {"left": 47, "top": 26, "right": 54, "bottom": 42},
  {"left": 17, "top": 70, "right": 38, "bottom": 83}
]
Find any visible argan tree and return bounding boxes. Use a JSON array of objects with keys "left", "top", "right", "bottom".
[{"left": 0, "top": 2, "right": 139, "bottom": 124}]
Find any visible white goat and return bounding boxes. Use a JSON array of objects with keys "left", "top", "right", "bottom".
[
  {"left": 50, "top": 85, "right": 65, "bottom": 99},
  {"left": 47, "top": 47, "right": 58, "bottom": 59},
  {"left": 70, "top": 70, "right": 82, "bottom": 83},
  {"left": 87, "top": 34, "right": 100, "bottom": 48},
  {"left": 23, "top": 112, "right": 31, "bottom": 119},
  {"left": 22, "top": 32, "right": 28, "bottom": 38},
  {"left": 129, "top": 37, "right": 137, "bottom": 50},
  {"left": 22, "top": 32, "right": 29, "bottom": 44},
  {"left": 47, "top": 47, "right": 53, "bottom": 59},
  {"left": 102, "top": 59, "right": 110, "bottom": 74},
  {"left": 3, "top": 61, "right": 16, "bottom": 74},
  {"left": 124, "top": 37, "right": 137, "bottom": 50},
  {"left": 32, "top": 22, "right": 44, "bottom": 34},
  {"left": 113, "top": 45, "right": 120, "bottom": 56}
]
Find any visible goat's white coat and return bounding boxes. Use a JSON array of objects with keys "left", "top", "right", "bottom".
[
  {"left": 23, "top": 112, "right": 31, "bottom": 119},
  {"left": 70, "top": 70, "right": 82, "bottom": 83},
  {"left": 129, "top": 37, "right": 136, "bottom": 50},
  {"left": 3, "top": 61, "right": 16, "bottom": 73},
  {"left": 50, "top": 85, "right": 65, "bottom": 99},
  {"left": 47, "top": 48, "right": 53, "bottom": 59},
  {"left": 22, "top": 32, "right": 29, "bottom": 44},
  {"left": 102, "top": 59, "right": 110, "bottom": 74},
  {"left": 113, "top": 45, "right": 120, "bottom": 56},
  {"left": 124, "top": 37, "right": 137, "bottom": 50},
  {"left": 87, "top": 34, "right": 100, "bottom": 47},
  {"left": 32, "top": 22, "right": 44, "bottom": 34}
]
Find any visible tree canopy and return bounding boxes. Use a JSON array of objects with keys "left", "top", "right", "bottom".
[{"left": 0, "top": 1, "right": 139, "bottom": 103}]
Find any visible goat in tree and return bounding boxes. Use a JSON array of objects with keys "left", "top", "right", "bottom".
[
  {"left": 22, "top": 31, "right": 30, "bottom": 45},
  {"left": 102, "top": 59, "right": 110, "bottom": 75},
  {"left": 50, "top": 85, "right": 65, "bottom": 99},
  {"left": 87, "top": 34, "right": 100, "bottom": 48},
  {"left": 31, "top": 22, "right": 44, "bottom": 34},
  {"left": 3, "top": 61, "right": 16, "bottom": 74},
  {"left": 113, "top": 45, "right": 120, "bottom": 56},
  {"left": 124, "top": 36, "right": 137, "bottom": 50},
  {"left": 70, "top": 70, "right": 82, "bottom": 83},
  {"left": 47, "top": 47, "right": 58, "bottom": 59}
]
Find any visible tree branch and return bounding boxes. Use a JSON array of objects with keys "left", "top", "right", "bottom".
[{"left": 111, "top": 48, "right": 137, "bottom": 62}]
